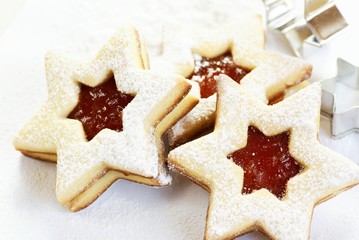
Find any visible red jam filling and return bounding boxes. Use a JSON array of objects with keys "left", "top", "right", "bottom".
[
  {"left": 227, "top": 126, "right": 303, "bottom": 199},
  {"left": 67, "top": 75, "right": 134, "bottom": 141},
  {"left": 190, "top": 52, "right": 249, "bottom": 98},
  {"left": 268, "top": 91, "right": 286, "bottom": 105}
]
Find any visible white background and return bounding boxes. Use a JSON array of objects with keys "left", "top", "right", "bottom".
[{"left": 0, "top": 0, "right": 358, "bottom": 239}]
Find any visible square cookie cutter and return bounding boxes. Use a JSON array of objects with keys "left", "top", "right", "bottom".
[
  {"left": 321, "top": 58, "right": 359, "bottom": 138},
  {"left": 264, "top": 0, "right": 348, "bottom": 57}
]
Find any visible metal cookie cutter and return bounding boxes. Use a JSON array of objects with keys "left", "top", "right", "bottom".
[
  {"left": 264, "top": 0, "right": 348, "bottom": 57},
  {"left": 264, "top": 0, "right": 296, "bottom": 29},
  {"left": 321, "top": 58, "right": 359, "bottom": 138}
]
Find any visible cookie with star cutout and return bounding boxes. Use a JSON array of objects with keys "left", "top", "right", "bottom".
[
  {"left": 155, "top": 15, "right": 312, "bottom": 148},
  {"left": 14, "top": 26, "right": 199, "bottom": 211},
  {"left": 168, "top": 75, "right": 359, "bottom": 240}
]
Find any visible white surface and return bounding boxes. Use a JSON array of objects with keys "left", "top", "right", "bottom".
[
  {"left": 0, "top": 0, "right": 358, "bottom": 239},
  {"left": 0, "top": 0, "right": 27, "bottom": 35}
]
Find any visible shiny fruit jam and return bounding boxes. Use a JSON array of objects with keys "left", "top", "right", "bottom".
[
  {"left": 227, "top": 126, "right": 303, "bottom": 199},
  {"left": 68, "top": 75, "right": 134, "bottom": 141},
  {"left": 190, "top": 52, "right": 249, "bottom": 98}
]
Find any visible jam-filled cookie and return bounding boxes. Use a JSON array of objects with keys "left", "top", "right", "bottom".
[
  {"left": 15, "top": 26, "right": 198, "bottom": 211},
  {"left": 168, "top": 75, "right": 359, "bottom": 240},
  {"left": 156, "top": 15, "right": 312, "bottom": 147}
]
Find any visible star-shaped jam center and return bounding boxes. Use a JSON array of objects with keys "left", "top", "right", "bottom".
[
  {"left": 190, "top": 52, "right": 250, "bottom": 98},
  {"left": 227, "top": 126, "right": 303, "bottom": 199},
  {"left": 67, "top": 74, "right": 135, "bottom": 141}
]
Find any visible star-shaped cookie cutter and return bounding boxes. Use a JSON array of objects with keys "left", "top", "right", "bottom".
[
  {"left": 321, "top": 58, "right": 359, "bottom": 138},
  {"left": 264, "top": 0, "right": 348, "bottom": 57}
]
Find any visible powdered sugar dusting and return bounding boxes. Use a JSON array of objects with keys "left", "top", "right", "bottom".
[
  {"left": 168, "top": 77, "right": 359, "bottom": 239},
  {"left": 4, "top": 0, "right": 358, "bottom": 239}
]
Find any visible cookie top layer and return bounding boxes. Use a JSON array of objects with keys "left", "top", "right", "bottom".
[{"left": 168, "top": 76, "right": 359, "bottom": 240}]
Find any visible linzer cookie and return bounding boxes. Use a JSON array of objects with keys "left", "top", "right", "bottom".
[
  {"left": 168, "top": 76, "right": 359, "bottom": 240},
  {"left": 14, "top": 26, "right": 197, "bottom": 211},
  {"left": 156, "top": 15, "right": 312, "bottom": 147}
]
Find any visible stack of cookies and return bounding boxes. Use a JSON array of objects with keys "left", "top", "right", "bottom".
[{"left": 13, "top": 14, "right": 359, "bottom": 240}]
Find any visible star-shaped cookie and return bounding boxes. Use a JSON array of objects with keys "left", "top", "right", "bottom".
[
  {"left": 14, "top": 26, "right": 197, "bottom": 211},
  {"left": 155, "top": 15, "right": 312, "bottom": 147},
  {"left": 168, "top": 75, "right": 359, "bottom": 240}
]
